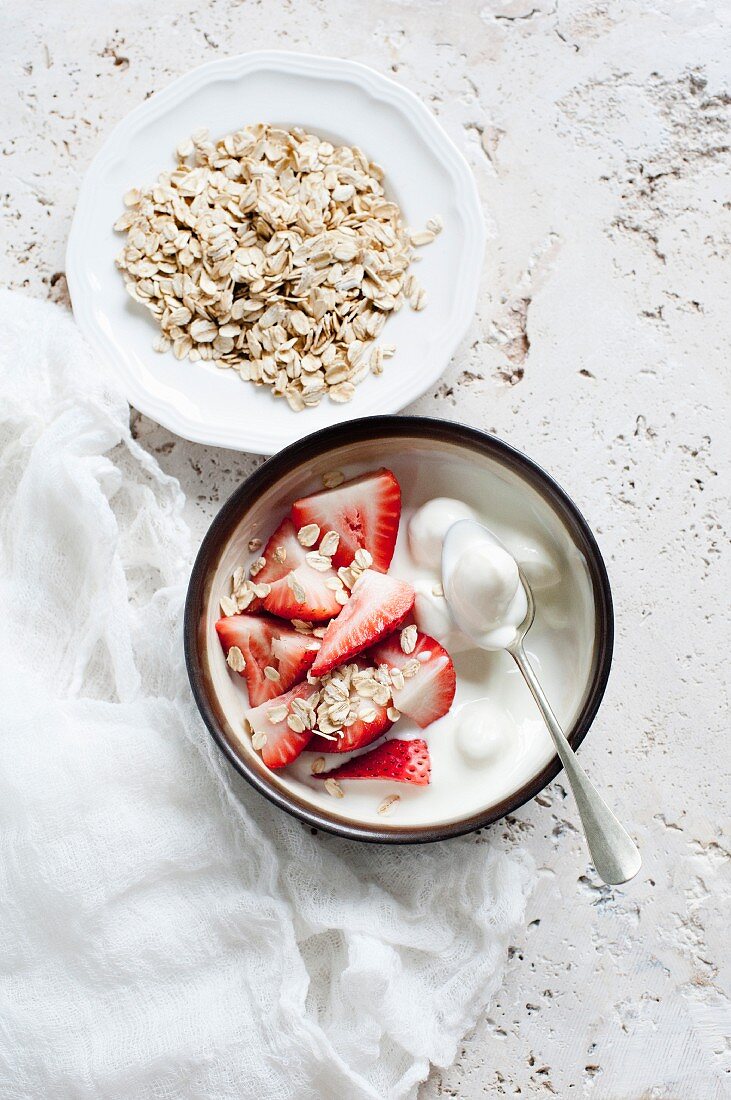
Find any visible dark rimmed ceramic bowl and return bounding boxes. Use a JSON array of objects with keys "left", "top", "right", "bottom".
[{"left": 185, "top": 416, "right": 613, "bottom": 843}]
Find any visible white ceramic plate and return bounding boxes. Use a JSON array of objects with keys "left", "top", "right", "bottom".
[{"left": 66, "top": 51, "right": 485, "bottom": 455}]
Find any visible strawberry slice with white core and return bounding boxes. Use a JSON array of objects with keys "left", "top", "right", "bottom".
[
  {"left": 262, "top": 565, "right": 342, "bottom": 623},
  {"left": 291, "top": 468, "right": 401, "bottom": 572},
  {"left": 311, "top": 571, "right": 415, "bottom": 677},
  {"left": 254, "top": 517, "right": 342, "bottom": 622},
  {"left": 245, "top": 681, "right": 319, "bottom": 769},
  {"left": 308, "top": 700, "right": 392, "bottom": 755},
  {"left": 215, "top": 613, "right": 320, "bottom": 706},
  {"left": 315, "top": 738, "right": 431, "bottom": 785},
  {"left": 369, "top": 630, "right": 456, "bottom": 728},
  {"left": 252, "top": 517, "right": 302, "bottom": 587}
]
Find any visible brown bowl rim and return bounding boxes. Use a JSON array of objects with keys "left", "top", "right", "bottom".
[{"left": 184, "top": 415, "right": 614, "bottom": 844}]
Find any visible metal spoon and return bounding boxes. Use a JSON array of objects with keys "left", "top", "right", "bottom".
[{"left": 442, "top": 520, "right": 641, "bottom": 885}]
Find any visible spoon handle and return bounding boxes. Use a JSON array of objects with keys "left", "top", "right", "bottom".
[{"left": 510, "top": 644, "right": 641, "bottom": 885}]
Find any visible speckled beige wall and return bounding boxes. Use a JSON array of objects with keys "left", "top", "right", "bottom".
[{"left": 2, "top": 1, "right": 728, "bottom": 1095}]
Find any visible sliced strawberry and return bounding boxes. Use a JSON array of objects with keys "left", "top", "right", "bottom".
[
  {"left": 215, "top": 613, "right": 319, "bottom": 706},
  {"left": 308, "top": 700, "right": 392, "bottom": 755},
  {"left": 310, "top": 571, "right": 415, "bottom": 677},
  {"left": 315, "top": 738, "right": 431, "bottom": 785},
  {"left": 262, "top": 568, "right": 342, "bottom": 623},
  {"left": 291, "top": 468, "right": 401, "bottom": 572},
  {"left": 253, "top": 517, "right": 303, "bottom": 587},
  {"left": 369, "top": 630, "right": 456, "bottom": 728},
  {"left": 253, "top": 517, "right": 342, "bottom": 622},
  {"left": 245, "top": 681, "right": 319, "bottom": 769}
]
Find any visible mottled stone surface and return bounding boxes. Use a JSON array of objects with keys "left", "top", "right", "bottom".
[{"left": 2, "top": 2, "right": 729, "bottom": 1096}]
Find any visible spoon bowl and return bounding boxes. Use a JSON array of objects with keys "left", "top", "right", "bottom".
[{"left": 442, "top": 519, "right": 528, "bottom": 650}]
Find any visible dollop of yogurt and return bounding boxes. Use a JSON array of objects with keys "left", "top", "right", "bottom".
[
  {"left": 515, "top": 543, "right": 560, "bottom": 590},
  {"left": 455, "top": 699, "right": 516, "bottom": 764},
  {"left": 443, "top": 522, "right": 528, "bottom": 650},
  {"left": 413, "top": 580, "right": 473, "bottom": 653},
  {"left": 408, "top": 497, "right": 477, "bottom": 570}
]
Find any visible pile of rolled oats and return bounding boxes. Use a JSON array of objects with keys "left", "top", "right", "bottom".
[{"left": 114, "top": 124, "right": 440, "bottom": 410}]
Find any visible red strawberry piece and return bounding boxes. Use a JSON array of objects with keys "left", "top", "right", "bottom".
[
  {"left": 245, "top": 681, "right": 319, "bottom": 769},
  {"left": 369, "top": 630, "right": 456, "bottom": 728},
  {"left": 252, "top": 517, "right": 303, "bottom": 587},
  {"left": 308, "top": 699, "right": 392, "bottom": 755},
  {"left": 253, "top": 517, "right": 343, "bottom": 622},
  {"left": 291, "top": 468, "right": 401, "bottom": 572},
  {"left": 315, "top": 738, "right": 431, "bottom": 785},
  {"left": 215, "top": 612, "right": 320, "bottom": 706},
  {"left": 310, "top": 571, "right": 415, "bottom": 677}
]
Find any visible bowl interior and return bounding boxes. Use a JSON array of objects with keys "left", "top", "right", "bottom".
[
  {"left": 187, "top": 421, "right": 610, "bottom": 841},
  {"left": 68, "top": 53, "right": 484, "bottom": 453}
]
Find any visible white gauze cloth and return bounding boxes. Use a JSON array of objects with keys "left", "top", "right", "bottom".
[{"left": 0, "top": 291, "right": 533, "bottom": 1100}]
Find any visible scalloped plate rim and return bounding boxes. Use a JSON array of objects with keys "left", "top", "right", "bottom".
[{"left": 66, "top": 50, "right": 485, "bottom": 453}]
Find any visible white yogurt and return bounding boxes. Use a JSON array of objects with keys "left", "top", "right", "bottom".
[
  {"left": 455, "top": 698, "right": 517, "bottom": 764},
  {"left": 407, "top": 497, "right": 477, "bottom": 570},
  {"left": 514, "top": 542, "right": 561, "bottom": 590},
  {"left": 442, "top": 520, "right": 528, "bottom": 650},
  {"left": 412, "top": 579, "right": 473, "bottom": 654}
]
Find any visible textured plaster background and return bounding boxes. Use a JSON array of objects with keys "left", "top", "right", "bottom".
[{"left": 1, "top": 1, "right": 729, "bottom": 1096}]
